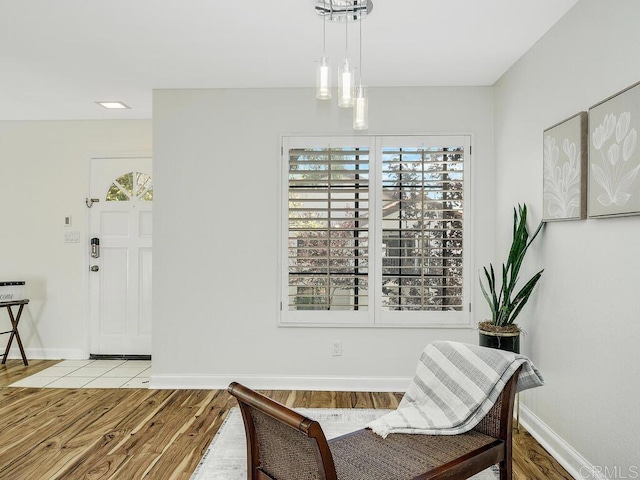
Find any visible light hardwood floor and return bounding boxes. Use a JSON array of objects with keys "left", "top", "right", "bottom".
[{"left": 0, "top": 360, "right": 571, "bottom": 479}]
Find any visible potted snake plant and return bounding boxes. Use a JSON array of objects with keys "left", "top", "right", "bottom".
[{"left": 478, "top": 204, "right": 544, "bottom": 353}]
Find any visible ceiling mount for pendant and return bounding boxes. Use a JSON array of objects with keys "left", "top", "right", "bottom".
[{"left": 314, "top": 0, "right": 373, "bottom": 22}]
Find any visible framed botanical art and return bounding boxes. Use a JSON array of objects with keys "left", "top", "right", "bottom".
[
  {"left": 543, "top": 112, "right": 588, "bottom": 221},
  {"left": 588, "top": 81, "right": 640, "bottom": 218}
]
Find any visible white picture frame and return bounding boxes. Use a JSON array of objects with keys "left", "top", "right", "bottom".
[
  {"left": 543, "top": 112, "right": 587, "bottom": 221},
  {"left": 588, "top": 81, "right": 640, "bottom": 218}
]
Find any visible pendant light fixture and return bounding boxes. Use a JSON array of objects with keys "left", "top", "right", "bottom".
[
  {"left": 316, "top": 1, "right": 331, "bottom": 100},
  {"left": 353, "top": 7, "right": 368, "bottom": 130},
  {"left": 338, "top": 15, "right": 354, "bottom": 108},
  {"left": 314, "top": 1, "right": 373, "bottom": 127}
]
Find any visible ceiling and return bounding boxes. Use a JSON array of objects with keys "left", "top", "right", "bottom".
[{"left": 0, "top": 0, "right": 579, "bottom": 121}]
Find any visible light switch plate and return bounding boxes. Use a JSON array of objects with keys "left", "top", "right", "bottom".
[{"left": 64, "top": 231, "right": 80, "bottom": 243}]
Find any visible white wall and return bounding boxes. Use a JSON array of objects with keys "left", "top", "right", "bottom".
[
  {"left": 493, "top": 0, "right": 640, "bottom": 475},
  {"left": 152, "top": 87, "right": 495, "bottom": 391},
  {"left": 0, "top": 120, "right": 152, "bottom": 359}
]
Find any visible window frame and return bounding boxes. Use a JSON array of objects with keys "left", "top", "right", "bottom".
[{"left": 279, "top": 135, "right": 472, "bottom": 328}]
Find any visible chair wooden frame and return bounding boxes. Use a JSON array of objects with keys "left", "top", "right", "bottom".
[{"left": 228, "top": 366, "right": 521, "bottom": 480}]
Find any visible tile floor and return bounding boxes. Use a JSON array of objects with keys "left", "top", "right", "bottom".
[{"left": 9, "top": 359, "right": 151, "bottom": 389}]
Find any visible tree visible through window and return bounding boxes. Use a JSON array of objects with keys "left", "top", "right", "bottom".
[
  {"left": 106, "top": 172, "right": 153, "bottom": 202},
  {"left": 381, "top": 147, "right": 463, "bottom": 311},
  {"left": 287, "top": 147, "right": 369, "bottom": 311}
]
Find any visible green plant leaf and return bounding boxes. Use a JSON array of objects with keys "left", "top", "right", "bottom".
[
  {"left": 479, "top": 268, "right": 497, "bottom": 321},
  {"left": 478, "top": 203, "right": 544, "bottom": 327},
  {"left": 507, "top": 269, "right": 544, "bottom": 324}
]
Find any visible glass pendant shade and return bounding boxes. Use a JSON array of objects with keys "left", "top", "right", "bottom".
[
  {"left": 353, "top": 85, "right": 368, "bottom": 130},
  {"left": 338, "top": 58, "right": 355, "bottom": 108},
  {"left": 316, "top": 56, "right": 332, "bottom": 100}
]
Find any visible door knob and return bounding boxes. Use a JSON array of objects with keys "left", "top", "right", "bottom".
[{"left": 90, "top": 265, "right": 99, "bottom": 272}]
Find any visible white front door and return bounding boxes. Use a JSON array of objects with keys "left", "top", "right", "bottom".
[{"left": 89, "top": 156, "right": 152, "bottom": 355}]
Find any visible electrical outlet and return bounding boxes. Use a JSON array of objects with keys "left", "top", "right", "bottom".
[{"left": 331, "top": 341, "right": 342, "bottom": 356}]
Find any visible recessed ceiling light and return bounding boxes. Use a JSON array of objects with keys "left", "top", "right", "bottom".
[{"left": 96, "top": 101, "right": 130, "bottom": 109}]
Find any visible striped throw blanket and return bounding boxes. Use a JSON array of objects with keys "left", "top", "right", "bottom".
[{"left": 367, "top": 341, "right": 544, "bottom": 438}]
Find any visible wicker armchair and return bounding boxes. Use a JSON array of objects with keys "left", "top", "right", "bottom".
[{"left": 228, "top": 366, "right": 521, "bottom": 480}]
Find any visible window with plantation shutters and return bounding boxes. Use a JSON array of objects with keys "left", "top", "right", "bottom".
[
  {"left": 287, "top": 144, "right": 370, "bottom": 317},
  {"left": 281, "top": 135, "right": 471, "bottom": 327},
  {"left": 381, "top": 146, "right": 464, "bottom": 312}
]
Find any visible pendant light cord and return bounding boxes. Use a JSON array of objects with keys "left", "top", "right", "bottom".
[
  {"left": 345, "top": 4, "right": 348, "bottom": 59},
  {"left": 322, "top": 0, "right": 327, "bottom": 55},
  {"left": 359, "top": 2, "right": 362, "bottom": 85}
]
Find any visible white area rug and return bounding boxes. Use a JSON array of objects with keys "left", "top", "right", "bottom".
[{"left": 191, "top": 408, "right": 499, "bottom": 480}]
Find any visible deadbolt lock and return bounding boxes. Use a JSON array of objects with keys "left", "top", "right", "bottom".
[{"left": 90, "top": 265, "right": 99, "bottom": 272}]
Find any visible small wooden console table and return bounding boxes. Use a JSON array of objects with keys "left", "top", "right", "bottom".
[{"left": 1, "top": 299, "right": 30, "bottom": 366}]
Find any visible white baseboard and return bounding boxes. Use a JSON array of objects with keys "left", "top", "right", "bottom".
[
  {"left": 4, "top": 348, "right": 87, "bottom": 361},
  {"left": 149, "top": 373, "right": 411, "bottom": 392},
  {"left": 519, "top": 404, "right": 603, "bottom": 480}
]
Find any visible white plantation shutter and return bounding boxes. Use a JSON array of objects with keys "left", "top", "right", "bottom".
[
  {"left": 281, "top": 135, "right": 470, "bottom": 326},
  {"left": 380, "top": 146, "right": 464, "bottom": 311},
  {"left": 287, "top": 146, "right": 370, "bottom": 312}
]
